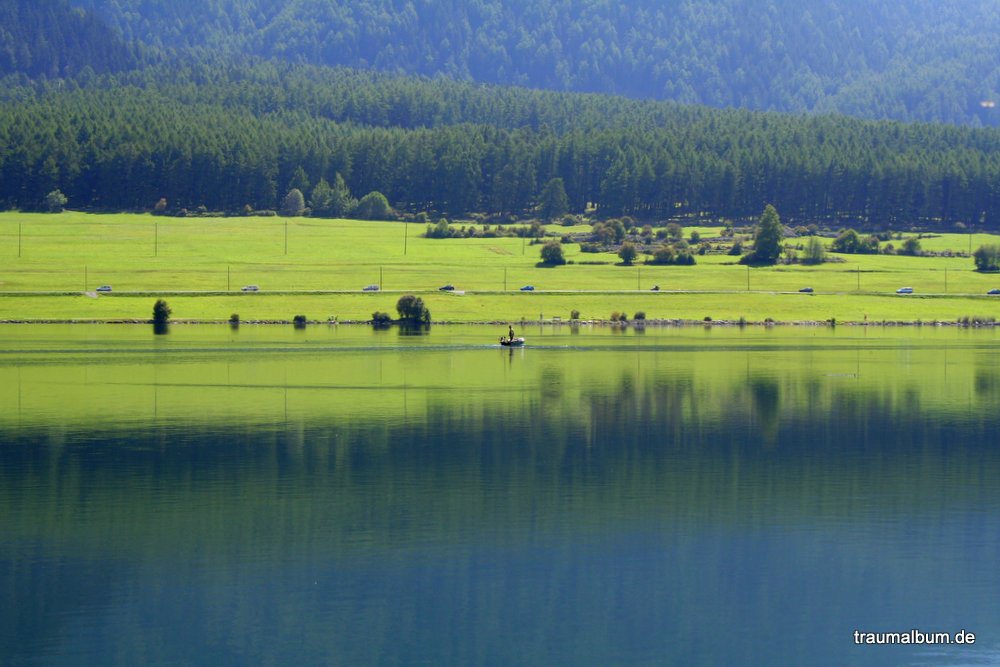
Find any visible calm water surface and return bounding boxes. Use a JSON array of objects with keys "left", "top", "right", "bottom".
[{"left": 2, "top": 324, "right": 999, "bottom": 666}]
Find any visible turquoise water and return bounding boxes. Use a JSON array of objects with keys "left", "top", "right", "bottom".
[{"left": 1, "top": 324, "right": 999, "bottom": 665}]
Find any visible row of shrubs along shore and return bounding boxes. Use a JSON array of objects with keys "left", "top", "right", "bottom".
[{"left": 1, "top": 317, "right": 997, "bottom": 327}]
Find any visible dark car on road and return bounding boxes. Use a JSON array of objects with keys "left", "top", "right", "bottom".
[
  {"left": 520, "top": 285, "right": 535, "bottom": 291},
  {"left": 439, "top": 284, "right": 455, "bottom": 291},
  {"left": 799, "top": 287, "right": 814, "bottom": 293}
]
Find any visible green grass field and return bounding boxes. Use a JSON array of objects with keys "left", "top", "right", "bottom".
[{"left": 2, "top": 211, "right": 1000, "bottom": 323}]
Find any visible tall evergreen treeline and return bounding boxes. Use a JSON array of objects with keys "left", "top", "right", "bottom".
[{"left": 2, "top": 63, "right": 999, "bottom": 227}]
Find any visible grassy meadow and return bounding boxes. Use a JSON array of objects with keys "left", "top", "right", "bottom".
[{"left": 2, "top": 211, "right": 1000, "bottom": 323}]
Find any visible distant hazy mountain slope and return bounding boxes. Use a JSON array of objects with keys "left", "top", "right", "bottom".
[
  {"left": 74, "top": 0, "right": 1000, "bottom": 126},
  {"left": 0, "top": 0, "right": 134, "bottom": 77}
]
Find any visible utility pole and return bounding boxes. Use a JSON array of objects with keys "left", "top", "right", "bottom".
[
  {"left": 155, "top": 221, "right": 158, "bottom": 257},
  {"left": 504, "top": 267, "right": 507, "bottom": 291},
  {"left": 227, "top": 265, "right": 230, "bottom": 291},
  {"left": 404, "top": 221, "right": 408, "bottom": 255},
  {"left": 85, "top": 265, "right": 88, "bottom": 291},
  {"left": 857, "top": 266, "right": 860, "bottom": 291},
  {"left": 18, "top": 223, "right": 22, "bottom": 257},
  {"left": 380, "top": 266, "right": 383, "bottom": 290},
  {"left": 284, "top": 220, "right": 288, "bottom": 255}
]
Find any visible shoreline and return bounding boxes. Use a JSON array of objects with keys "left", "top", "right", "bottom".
[{"left": 0, "top": 318, "right": 996, "bottom": 328}]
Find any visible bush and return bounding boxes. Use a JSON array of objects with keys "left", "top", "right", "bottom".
[
  {"left": 650, "top": 246, "right": 676, "bottom": 265},
  {"left": 426, "top": 218, "right": 452, "bottom": 238},
  {"left": 151, "top": 299, "right": 171, "bottom": 334},
  {"left": 802, "top": 236, "right": 826, "bottom": 265},
  {"left": 44, "top": 189, "right": 68, "bottom": 213},
  {"left": 152, "top": 299, "right": 171, "bottom": 324},
  {"left": 675, "top": 250, "right": 696, "bottom": 265},
  {"left": 371, "top": 311, "right": 392, "bottom": 327},
  {"left": 900, "top": 237, "right": 922, "bottom": 256},
  {"left": 280, "top": 188, "right": 305, "bottom": 216},
  {"left": 570, "top": 309, "right": 580, "bottom": 320},
  {"left": 353, "top": 191, "right": 392, "bottom": 220},
  {"left": 831, "top": 228, "right": 880, "bottom": 254},
  {"left": 649, "top": 246, "right": 695, "bottom": 265},
  {"left": 229, "top": 313, "right": 240, "bottom": 324},
  {"left": 974, "top": 244, "right": 1000, "bottom": 272},
  {"left": 958, "top": 315, "right": 996, "bottom": 326},
  {"left": 540, "top": 240, "right": 566, "bottom": 265},
  {"left": 633, "top": 311, "right": 646, "bottom": 320},
  {"left": 396, "top": 295, "right": 431, "bottom": 323}
]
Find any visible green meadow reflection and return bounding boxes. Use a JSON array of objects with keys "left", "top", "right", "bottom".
[{"left": 1, "top": 325, "right": 999, "bottom": 665}]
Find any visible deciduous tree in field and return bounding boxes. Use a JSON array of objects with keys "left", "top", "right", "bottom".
[
  {"left": 974, "top": 244, "right": 1000, "bottom": 272},
  {"left": 396, "top": 294, "right": 431, "bottom": 323},
  {"left": 618, "top": 242, "right": 638, "bottom": 266},
  {"left": 540, "top": 240, "right": 566, "bottom": 265},
  {"left": 280, "top": 188, "right": 305, "bottom": 216}
]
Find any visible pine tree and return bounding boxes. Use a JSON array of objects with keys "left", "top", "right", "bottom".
[
  {"left": 742, "top": 204, "right": 783, "bottom": 264},
  {"left": 538, "top": 177, "right": 569, "bottom": 221}
]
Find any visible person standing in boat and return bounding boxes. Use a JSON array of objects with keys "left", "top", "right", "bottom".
[{"left": 508, "top": 325, "right": 515, "bottom": 342}]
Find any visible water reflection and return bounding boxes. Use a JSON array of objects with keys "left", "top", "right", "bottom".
[{"left": 1, "top": 325, "right": 999, "bottom": 665}]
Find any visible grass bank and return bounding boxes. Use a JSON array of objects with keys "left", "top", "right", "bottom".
[{"left": 1, "top": 212, "right": 999, "bottom": 324}]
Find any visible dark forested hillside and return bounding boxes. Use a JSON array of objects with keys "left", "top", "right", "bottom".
[
  {"left": 0, "top": 0, "right": 136, "bottom": 77},
  {"left": 74, "top": 0, "right": 1000, "bottom": 126},
  {"left": 3, "top": 62, "right": 1000, "bottom": 227}
]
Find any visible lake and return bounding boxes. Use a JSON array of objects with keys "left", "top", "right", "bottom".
[{"left": 2, "top": 323, "right": 999, "bottom": 666}]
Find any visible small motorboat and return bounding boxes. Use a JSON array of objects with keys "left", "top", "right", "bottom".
[{"left": 500, "top": 337, "right": 526, "bottom": 347}]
